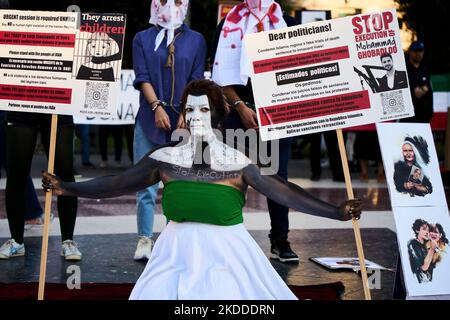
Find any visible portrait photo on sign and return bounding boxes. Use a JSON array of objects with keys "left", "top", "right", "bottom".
[
  {"left": 393, "top": 206, "right": 450, "bottom": 297},
  {"left": 377, "top": 123, "right": 446, "bottom": 207},
  {"left": 353, "top": 53, "right": 408, "bottom": 94}
]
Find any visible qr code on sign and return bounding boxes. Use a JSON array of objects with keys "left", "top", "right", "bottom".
[
  {"left": 84, "top": 82, "right": 109, "bottom": 110},
  {"left": 381, "top": 90, "right": 405, "bottom": 115}
]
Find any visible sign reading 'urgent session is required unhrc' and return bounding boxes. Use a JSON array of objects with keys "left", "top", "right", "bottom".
[
  {"left": 0, "top": 10, "right": 126, "bottom": 118},
  {"left": 244, "top": 9, "right": 414, "bottom": 141}
]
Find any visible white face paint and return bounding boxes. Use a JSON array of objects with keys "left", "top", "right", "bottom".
[
  {"left": 150, "top": 94, "right": 252, "bottom": 171},
  {"left": 185, "top": 94, "right": 213, "bottom": 138}
]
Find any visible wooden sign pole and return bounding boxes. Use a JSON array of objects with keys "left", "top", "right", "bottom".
[
  {"left": 38, "top": 114, "right": 58, "bottom": 300},
  {"left": 336, "top": 129, "right": 372, "bottom": 300}
]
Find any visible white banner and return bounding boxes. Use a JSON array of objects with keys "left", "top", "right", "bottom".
[
  {"left": 377, "top": 123, "right": 450, "bottom": 298},
  {"left": 377, "top": 123, "right": 446, "bottom": 208},
  {"left": 244, "top": 9, "right": 414, "bottom": 141},
  {"left": 0, "top": 10, "right": 126, "bottom": 118},
  {"left": 393, "top": 206, "right": 450, "bottom": 297}
]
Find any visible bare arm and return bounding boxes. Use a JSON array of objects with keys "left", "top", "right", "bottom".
[
  {"left": 140, "top": 82, "right": 171, "bottom": 131},
  {"left": 422, "top": 241, "right": 437, "bottom": 271},
  {"left": 42, "top": 156, "right": 161, "bottom": 199},
  {"left": 243, "top": 164, "right": 361, "bottom": 221}
]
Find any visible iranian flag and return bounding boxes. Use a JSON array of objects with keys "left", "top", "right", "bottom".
[{"left": 431, "top": 74, "right": 450, "bottom": 130}]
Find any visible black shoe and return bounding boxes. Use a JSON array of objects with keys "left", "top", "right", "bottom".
[
  {"left": 270, "top": 241, "right": 299, "bottom": 264},
  {"left": 332, "top": 175, "right": 345, "bottom": 182},
  {"left": 82, "top": 161, "right": 96, "bottom": 169},
  {"left": 73, "top": 169, "right": 82, "bottom": 179},
  {"left": 310, "top": 174, "right": 321, "bottom": 181}
]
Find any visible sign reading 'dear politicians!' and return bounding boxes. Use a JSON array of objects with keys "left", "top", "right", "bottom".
[
  {"left": 0, "top": 10, "right": 126, "bottom": 118},
  {"left": 244, "top": 9, "right": 414, "bottom": 141}
]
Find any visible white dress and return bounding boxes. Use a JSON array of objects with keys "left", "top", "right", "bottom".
[{"left": 129, "top": 221, "right": 297, "bottom": 300}]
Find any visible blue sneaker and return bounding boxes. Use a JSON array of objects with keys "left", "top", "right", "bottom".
[{"left": 0, "top": 239, "right": 25, "bottom": 259}]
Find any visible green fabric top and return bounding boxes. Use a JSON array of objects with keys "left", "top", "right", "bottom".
[{"left": 162, "top": 180, "right": 245, "bottom": 226}]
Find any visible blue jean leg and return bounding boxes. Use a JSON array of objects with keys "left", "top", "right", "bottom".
[{"left": 134, "top": 121, "right": 159, "bottom": 238}]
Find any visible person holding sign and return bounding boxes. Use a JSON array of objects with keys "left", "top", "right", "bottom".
[
  {"left": 0, "top": 112, "right": 80, "bottom": 261},
  {"left": 42, "top": 79, "right": 362, "bottom": 299},
  {"left": 131, "top": 0, "right": 207, "bottom": 260},
  {"left": 211, "top": 0, "right": 302, "bottom": 263}
]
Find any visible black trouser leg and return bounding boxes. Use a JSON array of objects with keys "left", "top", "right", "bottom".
[
  {"left": 112, "top": 126, "right": 123, "bottom": 162},
  {"left": 99, "top": 125, "right": 109, "bottom": 161},
  {"left": 324, "top": 131, "right": 344, "bottom": 180},
  {"left": 267, "top": 137, "right": 292, "bottom": 244},
  {"left": 5, "top": 125, "right": 38, "bottom": 244},
  {"left": 308, "top": 133, "right": 322, "bottom": 176},
  {"left": 125, "top": 125, "right": 134, "bottom": 162},
  {"left": 41, "top": 125, "right": 78, "bottom": 242}
]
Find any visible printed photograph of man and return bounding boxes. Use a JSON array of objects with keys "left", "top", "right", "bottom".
[{"left": 377, "top": 53, "right": 408, "bottom": 92}]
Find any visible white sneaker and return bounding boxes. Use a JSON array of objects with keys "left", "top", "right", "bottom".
[
  {"left": 61, "top": 240, "right": 82, "bottom": 261},
  {"left": 25, "top": 212, "right": 55, "bottom": 231},
  {"left": 133, "top": 236, "right": 153, "bottom": 261},
  {"left": 0, "top": 239, "right": 25, "bottom": 259}
]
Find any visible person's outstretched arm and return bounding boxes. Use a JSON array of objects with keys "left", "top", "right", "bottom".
[
  {"left": 243, "top": 164, "right": 361, "bottom": 221},
  {"left": 42, "top": 156, "right": 161, "bottom": 199}
]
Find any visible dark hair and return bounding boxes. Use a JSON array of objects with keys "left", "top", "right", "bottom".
[
  {"left": 412, "top": 219, "right": 429, "bottom": 236},
  {"left": 430, "top": 223, "right": 449, "bottom": 245},
  {"left": 180, "top": 79, "right": 227, "bottom": 130},
  {"left": 380, "top": 53, "right": 393, "bottom": 62}
]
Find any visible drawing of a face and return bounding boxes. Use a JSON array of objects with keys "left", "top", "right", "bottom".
[
  {"left": 429, "top": 225, "right": 441, "bottom": 242},
  {"left": 381, "top": 55, "right": 393, "bottom": 71},
  {"left": 417, "top": 224, "right": 429, "bottom": 242},
  {"left": 185, "top": 94, "right": 212, "bottom": 138},
  {"left": 402, "top": 143, "right": 415, "bottom": 163},
  {"left": 413, "top": 168, "right": 421, "bottom": 180},
  {"left": 87, "top": 39, "right": 111, "bottom": 57}
]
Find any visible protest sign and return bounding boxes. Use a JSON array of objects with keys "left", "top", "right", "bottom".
[
  {"left": 0, "top": 10, "right": 126, "bottom": 118},
  {"left": 74, "top": 69, "right": 138, "bottom": 125},
  {"left": 377, "top": 123, "right": 446, "bottom": 208},
  {"left": 378, "top": 123, "right": 450, "bottom": 298},
  {"left": 243, "top": 9, "right": 414, "bottom": 141},
  {"left": 393, "top": 206, "right": 450, "bottom": 297},
  {"left": 0, "top": 10, "right": 126, "bottom": 300}
]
